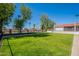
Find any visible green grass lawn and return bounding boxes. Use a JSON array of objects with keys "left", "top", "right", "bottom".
[{"left": 0, "top": 33, "right": 73, "bottom": 56}]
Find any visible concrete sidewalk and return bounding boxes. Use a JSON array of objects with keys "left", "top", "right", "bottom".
[
  {"left": 52, "top": 31, "right": 79, "bottom": 34},
  {"left": 71, "top": 34, "right": 79, "bottom": 56}
]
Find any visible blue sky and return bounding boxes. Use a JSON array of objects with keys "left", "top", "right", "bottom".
[{"left": 9, "top": 3, "right": 79, "bottom": 29}]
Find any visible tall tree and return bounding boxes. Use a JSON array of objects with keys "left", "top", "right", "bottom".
[
  {"left": 40, "top": 14, "right": 55, "bottom": 32},
  {"left": 40, "top": 14, "right": 49, "bottom": 31},
  {"left": 21, "top": 4, "right": 31, "bottom": 21},
  {"left": 33, "top": 24, "right": 36, "bottom": 32},
  {"left": 14, "top": 16, "right": 24, "bottom": 33},
  {"left": 0, "top": 3, "right": 15, "bottom": 47},
  {"left": 14, "top": 4, "right": 31, "bottom": 33}
]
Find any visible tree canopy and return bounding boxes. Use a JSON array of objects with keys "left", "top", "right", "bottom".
[
  {"left": 14, "top": 16, "right": 24, "bottom": 33},
  {"left": 21, "top": 4, "right": 31, "bottom": 21},
  {"left": 0, "top": 4, "right": 15, "bottom": 26},
  {"left": 40, "top": 14, "right": 55, "bottom": 31},
  {"left": 0, "top": 3, "right": 15, "bottom": 47},
  {"left": 14, "top": 4, "right": 32, "bottom": 33}
]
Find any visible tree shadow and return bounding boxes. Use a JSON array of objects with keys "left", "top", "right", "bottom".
[
  {"left": 2, "top": 32, "right": 50, "bottom": 56},
  {"left": 3, "top": 32, "right": 50, "bottom": 39}
]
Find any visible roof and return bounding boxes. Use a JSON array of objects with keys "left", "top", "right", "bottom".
[
  {"left": 55, "top": 23, "right": 79, "bottom": 28},
  {"left": 63, "top": 24, "right": 74, "bottom": 27}
]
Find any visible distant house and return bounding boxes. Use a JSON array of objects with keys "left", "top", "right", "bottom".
[{"left": 54, "top": 24, "right": 79, "bottom": 31}]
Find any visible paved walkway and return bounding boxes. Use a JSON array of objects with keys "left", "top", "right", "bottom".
[
  {"left": 52, "top": 31, "right": 79, "bottom": 34},
  {"left": 71, "top": 34, "right": 79, "bottom": 56}
]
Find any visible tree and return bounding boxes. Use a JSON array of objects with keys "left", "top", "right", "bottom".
[
  {"left": 40, "top": 14, "right": 49, "bottom": 31},
  {"left": 21, "top": 4, "right": 31, "bottom": 21},
  {"left": 47, "top": 19, "right": 55, "bottom": 28},
  {"left": 33, "top": 24, "right": 36, "bottom": 32},
  {"left": 40, "top": 14, "right": 55, "bottom": 32},
  {"left": 0, "top": 4, "right": 15, "bottom": 47},
  {"left": 14, "top": 16, "right": 24, "bottom": 33},
  {"left": 14, "top": 4, "right": 31, "bottom": 33}
]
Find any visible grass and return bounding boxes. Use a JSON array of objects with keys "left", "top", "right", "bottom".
[{"left": 0, "top": 33, "right": 73, "bottom": 56}]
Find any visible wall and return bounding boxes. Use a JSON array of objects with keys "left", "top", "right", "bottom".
[{"left": 54, "top": 28, "right": 64, "bottom": 31}]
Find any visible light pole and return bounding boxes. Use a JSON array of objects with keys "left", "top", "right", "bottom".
[{"left": 74, "top": 14, "right": 79, "bottom": 32}]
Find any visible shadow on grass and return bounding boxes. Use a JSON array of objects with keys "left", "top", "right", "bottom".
[
  {"left": 3, "top": 32, "right": 50, "bottom": 39},
  {"left": 1, "top": 32, "right": 51, "bottom": 56}
]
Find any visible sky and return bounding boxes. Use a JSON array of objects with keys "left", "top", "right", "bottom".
[{"left": 9, "top": 3, "right": 79, "bottom": 29}]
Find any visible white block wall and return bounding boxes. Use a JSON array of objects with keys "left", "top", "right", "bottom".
[{"left": 54, "top": 28, "right": 64, "bottom": 31}]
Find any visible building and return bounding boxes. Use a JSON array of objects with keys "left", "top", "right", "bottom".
[{"left": 54, "top": 24, "right": 79, "bottom": 31}]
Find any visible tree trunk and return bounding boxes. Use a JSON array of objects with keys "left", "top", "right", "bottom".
[
  {"left": 19, "top": 28, "right": 22, "bottom": 33},
  {"left": 9, "top": 29, "right": 12, "bottom": 34},
  {"left": 41, "top": 25, "right": 44, "bottom": 32},
  {"left": 0, "top": 19, "right": 3, "bottom": 48}
]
